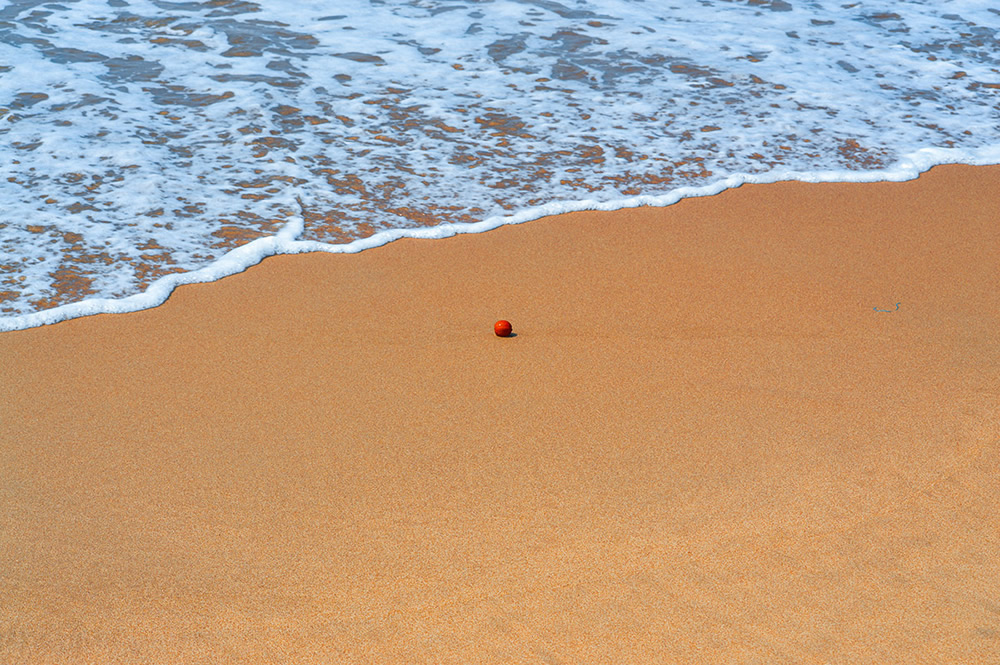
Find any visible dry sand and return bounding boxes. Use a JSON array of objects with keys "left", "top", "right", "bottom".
[{"left": 1, "top": 164, "right": 998, "bottom": 663}]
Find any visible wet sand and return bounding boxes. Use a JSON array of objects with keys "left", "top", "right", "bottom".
[{"left": 1, "top": 164, "right": 998, "bottom": 663}]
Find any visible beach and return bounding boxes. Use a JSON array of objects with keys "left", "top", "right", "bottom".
[{"left": 1, "top": 164, "right": 998, "bottom": 662}]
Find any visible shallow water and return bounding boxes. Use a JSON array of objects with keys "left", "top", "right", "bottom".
[{"left": 2, "top": 0, "right": 999, "bottom": 330}]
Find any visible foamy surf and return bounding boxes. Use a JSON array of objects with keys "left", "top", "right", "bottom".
[{"left": 2, "top": 0, "right": 999, "bottom": 329}]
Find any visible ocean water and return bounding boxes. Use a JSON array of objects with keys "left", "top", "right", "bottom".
[{"left": 2, "top": 0, "right": 999, "bottom": 331}]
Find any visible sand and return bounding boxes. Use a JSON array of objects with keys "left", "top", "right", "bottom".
[{"left": 1, "top": 164, "right": 998, "bottom": 663}]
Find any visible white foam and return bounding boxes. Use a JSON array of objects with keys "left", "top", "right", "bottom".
[{"left": 1, "top": 0, "right": 999, "bottom": 329}]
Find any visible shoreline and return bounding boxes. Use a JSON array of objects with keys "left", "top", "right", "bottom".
[
  {"left": 5, "top": 147, "right": 1000, "bottom": 334},
  {"left": 2, "top": 164, "right": 998, "bottom": 663}
]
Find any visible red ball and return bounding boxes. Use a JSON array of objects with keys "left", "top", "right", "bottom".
[{"left": 494, "top": 320, "right": 513, "bottom": 337}]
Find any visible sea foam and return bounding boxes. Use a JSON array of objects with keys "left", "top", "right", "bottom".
[{"left": 1, "top": 0, "right": 999, "bottom": 330}]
